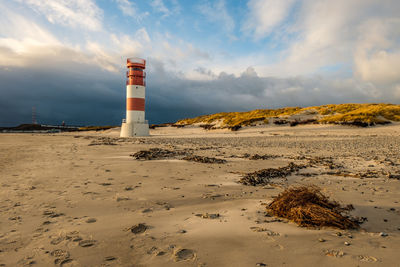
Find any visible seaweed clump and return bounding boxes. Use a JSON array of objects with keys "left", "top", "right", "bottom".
[
  {"left": 183, "top": 155, "right": 226, "bottom": 164},
  {"left": 267, "top": 186, "right": 360, "bottom": 229},
  {"left": 248, "top": 154, "right": 279, "bottom": 160},
  {"left": 130, "top": 148, "right": 187, "bottom": 160},
  {"left": 239, "top": 162, "right": 306, "bottom": 186}
]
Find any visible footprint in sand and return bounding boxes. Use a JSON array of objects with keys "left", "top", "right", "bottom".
[
  {"left": 78, "top": 240, "right": 97, "bottom": 247},
  {"left": 130, "top": 223, "right": 148, "bottom": 234},
  {"left": 85, "top": 218, "right": 97, "bottom": 223},
  {"left": 115, "top": 194, "right": 130, "bottom": 201},
  {"left": 50, "top": 236, "right": 65, "bottom": 245},
  {"left": 195, "top": 213, "right": 220, "bottom": 219},
  {"left": 324, "top": 249, "right": 345, "bottom": 257},
  {"left": 250, "top": 227, "right": 280, "bottom": 236},
  {"left": 50, "top": 249, "right": 71, "bottom": 265},
  {"left": 43, "top": 210, "right": 64, "bottom": 218},
  {"left": 142, "top": 208, "right": 153, "bottom": 213},
  {"left": 17, "top": 255, "right": 36, "bottom": 266},
  {"left": 104, "top": 256, "right": 116, "bottom": 261},
  {"left": 358, "top": 255, "right": 378, "bottom": 262},
  {"left": 65, "top": 231, "right": 82, "bottom": 242},
  {"left": 173, "top": 248, "right": 196, "bottom": 262}
]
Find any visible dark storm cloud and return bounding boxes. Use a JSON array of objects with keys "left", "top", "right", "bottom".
[
  {"left": 0, "top": 57, "right": 396, "bottom": 127},
  {"left": 0, "top": 63, "right": 123, "bottom": 126}
]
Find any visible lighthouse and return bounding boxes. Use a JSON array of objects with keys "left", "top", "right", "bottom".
[{"left": 120, "top": 57, "right": 149, "bottom": 137}]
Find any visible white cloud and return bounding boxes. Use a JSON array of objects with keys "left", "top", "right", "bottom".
[
  {"left": 15, "top": 0, "right": 103, "bottom": 31},
  {"left": 151, "top": 0, "right": 170, "bottom": 17},
  {"left": 114, "top": 0, "right": 149, "bottom": 20},
  {"left": 135, "top": 28, "right": 151, "bottom": 43},
  {"left": 0, "top": 2, "right": 61, "bottom": 66},
  {"left": 1, "top": 0, "right": 400, "bottom": 122},
  {"left": 243, "top": 0, "right": 296, "bottom": 39},
  {"left": 115, "top": 0, "right": 137, "bottom": 17},
  {"left": 354, "top": 18, "right": 400, "bottom": 85},
  {"left": 279, "top": 0, "right": 365, "bottom": 73},
  {"left": 245, "top": 0, "right": 400, "bottom": 90},
  {"left": 198, "top": 0, "right": 235, "bottom": 38}
]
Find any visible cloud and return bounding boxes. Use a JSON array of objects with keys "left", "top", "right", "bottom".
[
  {"left": 151, "top": 0, "right": 171, "bottom": 17},
  {"left": 114, "top": 0, "right": 149, "bottom": 20},
  {"left": 0, "top": 62, "right": 123, "bottom": 126},
  {"left": 0, "top": 52, "right": 399, "bottom": 127},
  {"left": 354, "top": 17, "right": 400, "bottom": 86},
  {"left": 1, "top": 0, "right": 400, "bottom": 127},
  {"left": 245, "top": 0, "right": 400, "bottom": 86},
  {"left": 0, "top": 1, "right": 151, "bottom": 74},
  {"left": 243, "top": 0, "right": 296, "bottom": 39},
  {"left": 115, "top": 0, "right": 137, "bottom": 17},
  {"left": 144, "top": 60, "right": 397, "bottom": 124},
  {"left": 198, "top": 0, "right": 235, "bottom": 38},
  {"left": 15, "top": 0, "right": 103, "bottom": 31},
  {"left": 0, "top": 3, "right": 61, "bottom": 66}
]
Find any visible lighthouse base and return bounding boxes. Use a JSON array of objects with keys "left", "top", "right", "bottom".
[{"left": 120, "top": 122, "right": 149, "bottom": 137}]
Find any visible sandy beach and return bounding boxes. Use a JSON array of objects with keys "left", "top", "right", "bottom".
[{"left": 1, "top": 124, "right": 400, "bottom": 266}]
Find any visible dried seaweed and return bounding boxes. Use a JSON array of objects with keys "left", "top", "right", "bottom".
[
  {"left": 267, "top": 186, "right": 360, "bottom": 229},
  {"left": 183, "top": 155, "right": 226, "bottom": 164},
  {"left": 248, "top": 154, "right": 279, "bottom": 160},
  {"left": 131, "top": 148, "right": 226, "bottom": 164},
  {"left": 130, "top": 148, "right": 187, "bottom": 160},
  {"left": 239, "top": 162, "right": 306, "bottom": 186}
]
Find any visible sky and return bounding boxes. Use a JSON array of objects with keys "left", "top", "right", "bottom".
[{"left": 0, "top": 0, "right": 400, "bottom": 126}]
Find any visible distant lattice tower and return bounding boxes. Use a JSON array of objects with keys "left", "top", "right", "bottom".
[
  {"left": 120, "top": 58, "right": 149, "bottom": 137},
  {"left": 32, "top": 106, "right": 37, "bottom": 124}
]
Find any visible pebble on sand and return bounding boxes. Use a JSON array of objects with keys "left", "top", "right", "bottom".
[
  {"left": 130, "top": 223, "right": 148, "bottom": 234},
  {"left": 173, "top": 248, "right": 195, "bottom": 262},
  {"left": 86, "top": 218, "right": 97, "bottom": 223}
]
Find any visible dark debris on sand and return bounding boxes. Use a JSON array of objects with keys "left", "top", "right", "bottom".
[
  {"left": 325, "top": 170, "right": 382, "bottom": 178},
  {"left": 267, "top": 186, "right": 360, "bottom": 229},
  {"left": 88, "top": 137, "right": 117, "bottom": 146},
  {"left": 247, "top": 154, "right": 279, "bottom": 160},
  {"left": 130, "top": 148, "right": 188, "bottom": 160},
  {"left": 183, "top": 155, "right": 226, "bottom": 164},
  {"left": 239, "top": 162, "right": 306, "bottom": 186},
  {"left": 387, "top": 172, "right": 400, "bottom": 180},
  {"left": 131, "top": 147, "right": 227, "bottom": 164},
  {"left": 130, "top": 223, "right": 148, "bottom": 234}
]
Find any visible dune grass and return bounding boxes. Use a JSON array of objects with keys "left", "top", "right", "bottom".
[
  {"left": 177, "top": 107, "right": 302, "bottom": 127},
  {"left": 315, "top": 103, "right": 400, "bottom": 125},
  {"left": 176, "top": 103, "right": 400, "bottom": 128}
]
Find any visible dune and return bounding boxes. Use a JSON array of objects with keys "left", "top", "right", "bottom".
[{"left": 175, "top": 103, "right": 400, "bottom": 130}]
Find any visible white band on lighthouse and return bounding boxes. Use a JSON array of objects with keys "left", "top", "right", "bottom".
[{"left": 127, "top": 85, "right": 145, "bottom": 98}]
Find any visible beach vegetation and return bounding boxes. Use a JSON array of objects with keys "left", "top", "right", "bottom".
[{"left": 176, "top": 103, "right": 400, "bottom": 128}]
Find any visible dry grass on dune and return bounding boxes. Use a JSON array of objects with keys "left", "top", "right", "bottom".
[
  {"left": 267, "top": 186, "right": 360, "bottom": 229},
  {"left": 315, "top": 103, "right": 400, "bottom": 125},
  {"left": 177, "top": 107, "right": 301, "bottom": 127},
  {"left": 176, "top": 103, "right": 400, "bottom": 128}
]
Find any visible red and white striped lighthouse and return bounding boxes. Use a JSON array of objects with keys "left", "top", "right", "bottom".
[{"left": 120, "top": 57, "right": 149, "bottom": 137}]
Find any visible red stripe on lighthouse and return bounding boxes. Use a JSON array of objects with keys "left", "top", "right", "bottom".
[{"left": 127, "top": 98, "right": 145, "bottom": 111}]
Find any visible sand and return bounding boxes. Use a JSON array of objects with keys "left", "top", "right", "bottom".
[{"left": 0, "top": 124, "right": 400, "bottom": 266}]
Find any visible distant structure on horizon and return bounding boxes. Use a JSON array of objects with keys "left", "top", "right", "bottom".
[
  {"left": 32, "top": 106, "right": 37, "bottom": 125},
  {"left": 120, "top": 58, "right": 149, "bottom": 137}
]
